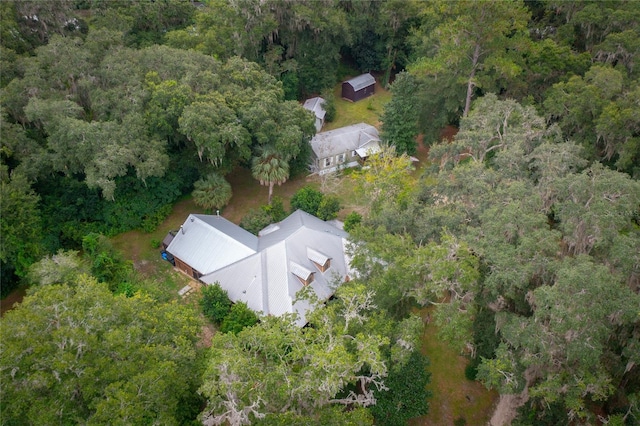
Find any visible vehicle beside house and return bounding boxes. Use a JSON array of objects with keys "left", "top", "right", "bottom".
[
  {"left": 165, "top": 210, "right": 351, "bottom": 326},
  {"left": 309, "top": 122, "right": 382, "bottom": 175}
]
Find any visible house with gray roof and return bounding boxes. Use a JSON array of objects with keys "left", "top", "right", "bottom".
[
  {"left": 167, "top": 210, "right": 352, "bottom": 326},
  {"left": 342, "top": 73, "right": 375, "bottom": 102},
  {"left": 309, "top": 122, "right": 382, "bottom": 175},
  {"left": 303, "top": 97, "right": 327, "bottom": 132}
]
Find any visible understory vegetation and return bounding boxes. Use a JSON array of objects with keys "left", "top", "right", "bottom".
[{"left": 2, "top": 1, "right": 639, "bottom": 425}]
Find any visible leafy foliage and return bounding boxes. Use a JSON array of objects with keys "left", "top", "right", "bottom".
[
  {"left": 199, "top": 281, "right": 403, "bottom": 425},
  {"left": 0, "top": 277, "right": 202, "bottom": 424},
  {"left": 343, "top": 211, "right": 363, "bottom": 232},
  {"left": 220, "top": 302, "right": 259, "bottom": 335},
  {"left": 200, "top": 282, "right": 233, "bottom": 324},
  {"left": 82, "top": 233, "right": 133, "bottom": 293},
  {"left": 370, "top": 350, "right": 431, "bottom": 425},
  {"left": 240, "top": 197, "right": 287, "bottom": 235},
  {"left": 380, "top": 71, "right": 421, "bottom": 155},
  {"left": 290, "top": 186, "right": 324, "bottom": 215},
  {"left": 0, "top": 171, "right": 43, "bottom": 289},
  {"left": 290, "top": 186, "right": 341, "bottom": 220},
  {"left": 192, "top": 172, "right": 232, "bottom": 211}
]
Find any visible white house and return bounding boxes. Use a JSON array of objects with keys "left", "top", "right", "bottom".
[
  {"left": 166, "top": 210, "right": 352, "bottom": 326},
  {"left": 309, "top": 122, "right": 382, "bottom": 175}
]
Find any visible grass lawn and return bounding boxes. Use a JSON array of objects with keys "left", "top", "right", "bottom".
[
  {"left": 323, "top": 80, "right": 391, "bottom": 131},
  {"left": 410, "top": 309, "right": 498, "bottom": 425}
]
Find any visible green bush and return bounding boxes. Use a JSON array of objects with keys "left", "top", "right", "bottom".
[
  {"left": 263, "top": 197, "right": 287, "bottom": 222},
  {"left": 290, "top": 187, "right": 341, "bottom": 220},
  {"left": 220, "top": 302, "right": 259, "bottom": 334},
  {"left": 290, "top": 186, "right": 324, "bottom": 215},
  {"left": 321, "top": 91, "right": 337, "bottom": 123},
  {"left": 82, "top": 233, "right": 133, "bottom": 292},
  {"left": 316, "top": 195, "right": 341, "bottom": 221},
  {"left": 465, "top": 359, "right": 480, "bottom": 381},
  {"left": 343, "top": 211, "right": 363, "bottom": 232},
  {"left": 240, "top": 197, "right": 287, "bottom": 235},
  {"left": 141, "top": 204, "right": 173, "bottom": 233},
  {"left": 240, "top": 208, "right": 273, "bottom": 235},
  {"left": 115, "top": 281, "right": 137, "bottom": 297},
  {"left": 200, "top": 283, "right": 232, "bottom": 324}
]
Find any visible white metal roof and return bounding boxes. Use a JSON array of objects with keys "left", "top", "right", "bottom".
[
  {"left": 200, "top": 210, "right": 351, "bottom": 326},
  {"left": 307, "top": 247, "right": 330, "bottom": 265},
  {"left": 310, "top": 122, "right": 380, "bottom": 159},
  {"left": 344, "top": 73, "right": 376, "bottom": 91},
  {"left": 166, "top": 214, "right": 258, "bottom": 275}
]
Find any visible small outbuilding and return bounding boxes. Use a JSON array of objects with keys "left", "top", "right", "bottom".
[
  {"left": 302, "top": 97, "right": 327, "bottom": 132},
  {"left": 341, "top": 73, "right": 375, "bottom": 102}
]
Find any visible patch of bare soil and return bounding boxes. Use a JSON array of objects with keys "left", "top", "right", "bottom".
[
  {"left": 1, "top": 287, "right": 27, "bottom": 316},
  {"left": 199, "top": 322, "right": 216, "bottom": 349},
  {"left": 440, "top": 125, "right": 459, "bottom": 142}
]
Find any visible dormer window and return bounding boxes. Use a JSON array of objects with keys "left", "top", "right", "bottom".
[
  {"left": 290, "top": 261, "right": 315, "bottom": 286},
  {"left": 312, "top": 258, "right": 330, "bottom": 272},
  {"left": 307, "top": 248, "right": 331, "bottom": 273}
]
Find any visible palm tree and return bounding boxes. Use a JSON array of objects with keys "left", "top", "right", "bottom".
[
  {"left": 251, "top": 148, "right": 290, "bottom": 204},
  {"left": 192, "top": 172, "right": 232, "bottom": 211}
]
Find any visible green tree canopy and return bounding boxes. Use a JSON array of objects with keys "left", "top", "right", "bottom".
[{"left": 0, "top": 277, "right": 202, "bottom": 424}]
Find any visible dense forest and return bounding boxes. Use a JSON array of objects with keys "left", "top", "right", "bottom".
[{"left": 1, "top": 0, "right": 639, "bottom": 424}]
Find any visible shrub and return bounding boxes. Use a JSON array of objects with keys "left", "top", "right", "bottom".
[
  {"left": 200, "top": 283, "right": 232, "bottom": 324},
  {"left": 240, "top": 197, "right": 288, "bottom": 235},
  {"left": 141, "top": 204, "right": 172, "bottom": 233},
  {"left": 465, "top": 359, "right": 480, "bottom": 381},
  {"left": 240, "top": 208, "right": 273, "bottom": 235},
  {"left": 321, "top": 91, "right": 337, "bottom": 122},
  {"left": 316, "top": 195, "right": 341, "bottom": 220},
  {"left": 263, "top": 197, "right": 287, "bottom": 222},
  {"left": 82, "top": 233, "right": 132, "bottom": 292},
  {"left": 220, "top": 302, "right": 259, "bottom": 334},
  {"left": 290, "top": 186, "right": 324, "bottom": 215},
  {"left": 343, "top": 211, "right": 363, "bottom": 232},
  {"left": 370, "top": 350, "right": 431, "bottom": 425},
  {"left": 116, "top": 281, "right": 137, "bottom": 297}
]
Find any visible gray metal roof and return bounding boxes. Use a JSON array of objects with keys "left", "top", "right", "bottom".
[
  {"left": 344, "top": 73, "right": 375, "bottom": 91},
  {"left": 307, "top": 247, "right": 330, "bottom": 265},
  {"left": 166, "top": 214, "right": 258, "bottom": 275},
  {"left": 303, "top": 97, "right": 327, "bottom": 120},
  {"left": 200, "top": 210, "right": 351, "bottom": 326},
  {"left": 310, "top": 122, "right": 380, "bottom": 158},
  {"left": 194, "top": 214, "right": 258, "bottom": 250}
]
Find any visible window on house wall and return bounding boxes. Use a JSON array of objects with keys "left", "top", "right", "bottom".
[
  {"left": 337, "top": 153, "right": 345, "bottom": 163},
  {"left": 324, "top": 157, "right": 333, "bottom": 167},
  {"left": 351, "top": 150, "right": 357, "bottom": 158}
]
